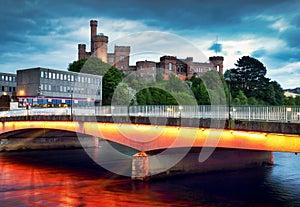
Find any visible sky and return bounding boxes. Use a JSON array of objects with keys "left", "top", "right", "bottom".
[{"left": 0, "top": 0, "right": 300, "bottom": 89}]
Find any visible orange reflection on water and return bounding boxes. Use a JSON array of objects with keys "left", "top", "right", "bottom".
[{"left": 0, "top": 153, "right": 195, "bottom": 207}]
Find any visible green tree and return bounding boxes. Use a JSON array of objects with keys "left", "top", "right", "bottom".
[
  {"left": 283, "top": 96, "right": 295, "bottom": 106},
  {"left": 295, "top": 96, "right": 300, "bottom": 105},
  {"left": 68, "top": 59, "right": 87, "bottom": 73},
  {"left": 236, "top": 90, "right": 248, "bottom": 105},
  {"left": 224, "top": 56, "right": 269, "bottom": 99},
  {"left": 102, "top": 67, "right": 124, "bottom": 105},
  {"left": 166, "top": 73, "right": 187, "bottom": 92},
  {"left": 269, "top": 81, "right": 284, "bottom": 105},
  {"left": 224, "top": 56, "right": 285, "bottom": 105}
]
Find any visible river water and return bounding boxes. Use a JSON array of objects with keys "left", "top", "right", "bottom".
[{"left": 0, "top": 148, "right": 299, "bottom": 207}]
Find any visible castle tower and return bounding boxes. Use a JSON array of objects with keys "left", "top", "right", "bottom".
[
  {"left": 78, "top": 44, "right": 87, "bottom": 60},
  {"left": 93, "top": 34, "right": 109, "bottom": 63},
  {"left": 114, "top": 46, "right": 130, "bottom": 70},
  {"left": 90, "top": 20, "right": 98, "bottom": 54},
  {"left": 209, "top": 56, "right": 224, "bottom": 74}
]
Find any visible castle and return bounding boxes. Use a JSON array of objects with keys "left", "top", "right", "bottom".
[{"left": 78, "top": 20, "right": 224, "bottom": 79}]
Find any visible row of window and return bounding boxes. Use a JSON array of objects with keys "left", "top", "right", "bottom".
[
  {"left": 40, "top": 71, "right": 101, "bottom": 85},
  {"left": 108, "top": 55, "right": 125, "bottom": 63},
  {"left": 0, "top": 75, "right": 16, "bottom": 82},
  {"left": 1, "top": 86, "right": 16, "bottom": 92},
  {"left": 40, "top": 84, "right": 101, "bottom": 96}
]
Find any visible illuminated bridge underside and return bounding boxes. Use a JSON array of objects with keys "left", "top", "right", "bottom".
[{"left": 1, "top": 121, "right": 300, "bottom": 153}]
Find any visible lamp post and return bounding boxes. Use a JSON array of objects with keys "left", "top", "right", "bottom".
[
  {"left": 68, "top": 90, "right": 73, "bottom": 120},
  {"left": 225, "top": 77, "right": 231, "bottom": 121}
]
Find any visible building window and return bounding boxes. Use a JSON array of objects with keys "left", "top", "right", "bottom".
[
  {"left": 139, "top": 65, "right": 143, "bottom": 70},
  {"left": 121, "top": 65, "right": 124, "bottom": 69},
  {"left": 109, "top": 57, "right": 114, "bottom": 63},
  {"left": 57, "top": 73, "right": 60, "bottom": 79},
  {"left": 5, "top": 76, "right": 8, "bottom": 81},
  {"left": 13, "top": 77, "right": 16, "bottom": 82},
  {"left": 53, "top": 73, "right": 56, "bottom": 79},
  {"left": 169, "top": 63, "right": 172, "bottom": 70},
  {"left": 60, "top": 74, "right": 63, "bottom": 80},
  {"left": 41, "top": 84, "right": 44, "bottom": 90},
  {"left": 120, "top": 55, "right": 125, "bottom": 61},
  {"left": 49, "top": 72, "right": 52, "bottom": 79},
  {"left": 64, "top": 74, "right": 67, "bottom": 81},
  {"left": 40, "top": 71, "right": 44, "bottom": 78},
  {"left": 71, "top": 75, "right": 74, "bottom": 82},
  {"left": 9, "top": 76, "right": 12, "bottom": 82}
]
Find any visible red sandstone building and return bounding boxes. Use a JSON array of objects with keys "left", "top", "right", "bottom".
[{"left": 78, "top": 20, "right": 224, "bottom": 80}]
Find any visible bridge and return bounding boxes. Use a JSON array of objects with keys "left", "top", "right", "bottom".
[{"left": 0, "top": 105, "right": 300, "bottom": 180}]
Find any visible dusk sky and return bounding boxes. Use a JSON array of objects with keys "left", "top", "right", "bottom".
[{"left": 1, "top": 0, "right": 299, "bottom": 89}]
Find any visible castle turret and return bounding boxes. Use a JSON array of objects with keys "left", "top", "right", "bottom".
[
  {"left": 78, "top": 44, "right": 87, "bottom": 60},
  {"left": 209, "top": 56, "right": 224, "bottom": 74},
  {"left": 94, "top": 33, "right": 109, "bottom": 63},
  {"left": 90, "top": 20, "right": 98, "bottom": 54}
]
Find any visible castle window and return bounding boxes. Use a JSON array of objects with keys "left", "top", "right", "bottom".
[
  {"left": 169, "top": 63, "right": 172, "bottom": 70},
  {"left": 120, "top": 55, "right": 125, "bottom": 61}
]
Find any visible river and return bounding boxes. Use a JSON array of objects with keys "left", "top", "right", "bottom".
[{"left": 0, "top": 149, "right": 299, "bottom": 207}]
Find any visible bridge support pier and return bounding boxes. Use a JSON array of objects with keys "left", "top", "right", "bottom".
[
  {"left": 132, "top": 152, "right": 149, "bottom": 181},
  {"left": 131, "top": 148, "right": 273, "bottom": 181}
]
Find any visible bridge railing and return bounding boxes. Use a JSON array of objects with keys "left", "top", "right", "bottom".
[{"left": 1, "top": 105, "right": 300, "bottom": 123}]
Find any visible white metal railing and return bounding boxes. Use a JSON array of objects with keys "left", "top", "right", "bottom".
[{"left": 0, "top": 105, "right": 300, "bottom": 123}]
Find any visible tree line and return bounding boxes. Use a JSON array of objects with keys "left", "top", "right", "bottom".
[{"left": 68, "top": 56, "right": 294, "bottom": 106}]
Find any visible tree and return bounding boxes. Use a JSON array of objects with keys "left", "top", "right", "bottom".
[
  {"left": 225, "top": 56, "right": 269, "bottom": 98},
  {"left": 166, "top": 73, "right": 187, "bottom": 92},
  {"left": 68, "top": 59, "right": 87, "bottom": 73},
  {"left": 295, "top": 96, "right": 300, "bottom": 105},
  {"left": 224, "top": 56, "right": 285, "bottom": 105},
  {"left": 284, "top": 96, "right": 295, "bottom": 105},
  {"left": 236, "top": 90, "right": 248, "bottom": 105},
  {"left": 102, "top": 67, "right": 124, "bottom": 105}
]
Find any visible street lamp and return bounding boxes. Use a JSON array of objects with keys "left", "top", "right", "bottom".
[
  {"left": 225, "top": 76, "right": 231, "bottom": 120},
  {"left": 68, "top": 90, "right": 73, "bottom": 120}
]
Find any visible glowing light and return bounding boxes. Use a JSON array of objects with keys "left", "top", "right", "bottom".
[{"left": 18, "top": 90, "right": 25, "bottom": 96}]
